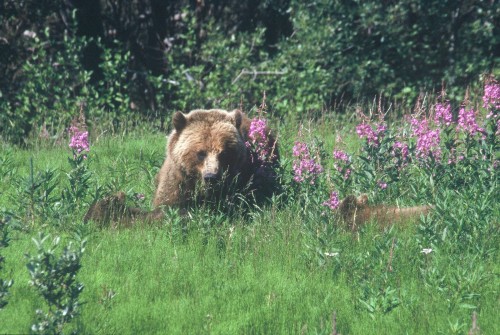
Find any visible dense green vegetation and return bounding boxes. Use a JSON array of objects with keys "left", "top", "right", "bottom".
[
  {"left": 0, "top": 81, "right": 499, "bottom": 333},
  {"left": 0, "top": 1, "right": 498, "bottom": 333},
  {"left": 1, "top": 0, "right": 498, "bottom": 143}
]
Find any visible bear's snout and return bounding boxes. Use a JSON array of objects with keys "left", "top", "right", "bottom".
[{"left": 202, "top": 154, "right": 220, "bottom": 183}]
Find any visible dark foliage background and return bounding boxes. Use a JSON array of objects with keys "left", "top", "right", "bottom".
[{"left": 0, "top": 0, "right": 498, "bottom": 143}]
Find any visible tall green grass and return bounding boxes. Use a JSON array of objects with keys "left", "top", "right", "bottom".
[{"left": 2, "top": 212, "right": 498, "bottom": 334}]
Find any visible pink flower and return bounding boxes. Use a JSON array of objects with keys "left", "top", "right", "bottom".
[
  {"left": 343, "top": 168, "right": 352, "bottom": 180},
  {"left": 411, "top": 117, "right": 441, "bottom": 159},
  {"left": 333, "top": 149, "right": 349, "bottom": 162},
  {"left": 393, "top": 141, "right": 409, "bottom": 161},
  {"left": 246, "top": 117, "right": 271, "bottom": 161},
  {"left": 457, "top": 108, "right": 485, "bottom": 137},
  {"left": 378, "top": 180, "right": 387, "bottom": 190},
  {"left": 248, "top": 118, "right": 267, "bottom": 142},
  {"left": 356, "top": 123, "right": 377, "bottom": 146},
  {"left": 482, "top": 82, "right": 500, "bottom": 109},
  {"left": 322, "top": 191, "right": 340, "bottom": 210},
  {"left": 292, "top": 141, "right": 323, "bottom": 184},
  {"left": 356, "top": 121, "right": 386, "bottom": 146},
  {"left": 434, "top": 102, "right": 453, "bottom": 126},
  {"left": 376, "top": 123, "right": 387, "bottom": 134},
  {"left": 332, "top": 149, "right": 352, "bottom": 179},
  {"left": 69, "top": 126, "right": 89, "bottom": 154}
]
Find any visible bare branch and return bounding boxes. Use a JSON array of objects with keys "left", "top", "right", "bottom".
[{"left": 232, "top": 68, "right": 287, "bottom": 84}]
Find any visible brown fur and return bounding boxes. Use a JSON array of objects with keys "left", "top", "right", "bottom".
[
  {"left": 83, "top": 192, "right": 163, "bottom": 227},
  {"left": 84, "top": 109, "right": 278, "bottom": 226},
  {"left": 338, "top": 194, "right": 432, "bottom": 231}
]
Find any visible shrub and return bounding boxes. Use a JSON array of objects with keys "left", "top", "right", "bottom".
[
  {"left": 26, "top": 233, "right": 86, "bottom": 335},
  {"left": 274, "top": 0, "right": 499, "bottom": 105},
  {"left": 2, "top": 0, "right": 498, "bottom": 143},
  {"left": 0, "top": 218, "right": 13, "bottom": 310}
]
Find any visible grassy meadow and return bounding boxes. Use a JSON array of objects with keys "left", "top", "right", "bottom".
[{"left": 0, "top": 97, "right": 499, "bottom": 334}]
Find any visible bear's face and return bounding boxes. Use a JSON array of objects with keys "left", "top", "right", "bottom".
[{"left": 169, "top": 109, "right": 248, "bottom": 184}]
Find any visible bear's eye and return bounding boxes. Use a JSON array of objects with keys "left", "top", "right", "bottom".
[
  {"left": 218, "top": 149, "right": 233, "bottom": 163},
  {"left": 197, "top": 151, "right": 207, "bottom": 161}
]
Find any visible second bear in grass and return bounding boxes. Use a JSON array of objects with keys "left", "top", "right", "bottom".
[{"left": 337, "top": 194, "right": 432, "bottom": 231}]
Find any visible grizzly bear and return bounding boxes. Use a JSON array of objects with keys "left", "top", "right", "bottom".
[
  {"left": 84, "top": 109, "right": 279, "bottom": 225},
  {"left": 153, "top": 108, "right": 278, "bottom": 207}
]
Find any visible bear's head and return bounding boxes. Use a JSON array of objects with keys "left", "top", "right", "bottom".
[{"left": 168, "top": 109, "right": 249, "bottom": 185}]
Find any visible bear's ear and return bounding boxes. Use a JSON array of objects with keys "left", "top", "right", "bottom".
[
  {"left": 173, "top": 112, "right": 187, "bottom": 132},
  {"left": 229, "top": 109, "right": 243, "bottom": 129}
]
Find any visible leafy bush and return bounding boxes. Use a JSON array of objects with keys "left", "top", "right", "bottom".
[
  {"left": 13, "top": 158, "right": 60, "bottom": 226},
  {"left": 276, "top": 0, "right": 499, "bottom": 104},
  {"left": 1, "top": 0, "right": 498, "bottom": 143},
  {"left": 0, "top": 26, "right": 93, "bottom": 143},
  {"left": 164, "top": 15, "right": 272, "bottom": 112},
  {"left": 0, "top": 218, "right": 13, "bottom": 310},
  {"left": 26, "top": 233, "right": 86, "bottom": 335}
]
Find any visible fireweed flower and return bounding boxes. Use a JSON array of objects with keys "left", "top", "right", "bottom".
[
  {"left": 376, "top": 123, "right": 387, "bottom": 134},
  {"left": 457, "top": 108, "right": 485, "bottom": 137},
  {"left": 434, "top": 102, "right": 453, "bottom": 126},
  {"left": 333, "top": 149, "right": 349, "bottom": 162},
  {"left": 356, "top": 123, "right": 376, "bottom": 146},
  {"left": 292, "top": 141, "right": 323, "bottom": 184},
  {"left": 333, "top": 149, "right": 352, "bottom": 179},
  {"left": 393, "top": 141, "right": 409, "bottom": 161},
  {"left": 322, "top": 191, "right": 340, "bottom": 210},
  {"left": 69, "top": 126, "right": 89, "bottom": 154},
  {"left": 246, "top": 117, "right": 272, "bottom": 161},
  {"left": 411, "top": 117, "right": 441, "bottom": 160},
  {"left": 245, "top": 117, "right": 278, "bottom": 184},
  {"left": 482, "top": 82, "right": 500, "bottom": 110},
  {"left": 248, "top": 118, "right": 267, "bottom": 142},
  {"left": 377, "top": 180, "right": 388, "bottom": 190},
  {"left": 447, "top": 147, "right": 459, "bottom": 165},
  {"left": 356, "top": 121, "right": 386, "bottom": 146},
  {"left": 481, "top": 81, "right": 500, "bottom": 136}
]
